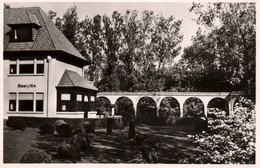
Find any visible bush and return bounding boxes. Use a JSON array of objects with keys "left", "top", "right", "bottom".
[
  {"left": 57, "top": 141, "right": 80, "bottom": 161},
  {"left": 72, "top": 127, "right": 83, "bottom": 135},
  {"left": 54, "top": 120, "right": 66, "bottom": 129},
  {"left": 57, "top": 132, "right": 91, "bottom": 161},
  {"left": 207, "top": 108, "right": 227, "bottom": 119},
  {"left": 193, "top": 117, "right": 208, "bottom": 133},
  {"left": 82, "top": 121, "right": 95, "bottom": 133},
  {"left": 20, "top": 149, "right": 52, "bottom": 163},
  {"left": 39, "top": 123, "right": 55, "bottom": 134},
  {"left": 129, "top": 134, "right": 158, "bottom": 163},
  {"left": 56, "top": 124, "right": 73, "bottom": 137},
  {"left": 10, "top": 119, "right": 26, "bottom": 131},
  {"left": 174, "top": 117, "right": 194, "bottom": 126},
  {"left": 180, "top": 97, "right": 256, "bottom": 164}
]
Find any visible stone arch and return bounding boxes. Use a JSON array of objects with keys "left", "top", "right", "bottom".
[
  {"left": 207, "top": 97, "right": 229, "bottom": 118},
  {"left": 233, "top": 96, "right": 245, "bottom": 111},
  {"left": 136, "top": 97, "right": 157, "bottom": 124},
  {"left": 158, "top": 97, "right": 180, "bottom": 118},
  {"left": 96, "top": 96, "right": 112, "bottom": 116},
  {"left": 115, "top": 97, "right": 135, "bottom": 126},
  {"left": 183, "top": 97, "right": 205, "bottom": 118}
]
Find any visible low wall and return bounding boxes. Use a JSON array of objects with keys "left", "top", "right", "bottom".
[{"left": 6, "top": 116, "right": 123, "bottom": 129}]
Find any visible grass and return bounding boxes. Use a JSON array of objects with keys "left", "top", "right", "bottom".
[{"left": 4, "top": 125, "right": 204, "bottom": 163}]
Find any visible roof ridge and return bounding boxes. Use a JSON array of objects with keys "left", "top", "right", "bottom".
[
  {"left": 65, "top": 69, "right": 75, "bottom": 87},
  {"left": 5, "top": 7, "right": 41, "bottom": 10},
  {"left": 38, "top": 7, "right": 57, "bottom": 50}
]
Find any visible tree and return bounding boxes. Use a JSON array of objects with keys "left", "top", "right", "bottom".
[
  {"left": 48, "top": 10, "right": 57, "bottom": 20},
  {"left": 79, "top": 15, "right": 104, "bottom": 83},
  {"left": 55, "top": 7, "right": 183, "bottom": 92},
  {"left": 185, "top": 3, "right": 255, "bottom": 99},
  {"left": 58, "top": 6, "right": 79, "bottom": 47}
]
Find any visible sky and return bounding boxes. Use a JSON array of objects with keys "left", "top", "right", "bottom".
[{"left": 5, "top": 1, "right": 201, "bottom": 61}]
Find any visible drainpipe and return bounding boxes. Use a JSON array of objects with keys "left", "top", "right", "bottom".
[{"left": 47, "top": 56, "right": 52, "bottom": 118}]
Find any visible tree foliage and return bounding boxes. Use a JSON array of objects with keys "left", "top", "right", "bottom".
[
  {"left": 55, "top": 8, "right": 183, "bottom": 92},
  {"left": 53, "top": 3, "right": 255, "bottom": 101},
  {"left": 179, "top": 3, "right": 255, "bottom": 99}
]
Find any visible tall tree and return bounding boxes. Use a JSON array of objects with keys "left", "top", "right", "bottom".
[
  {"left": 181, "top": 3, "right": 255, "bottom": 98},
  {"left": 59, "top": 6, "right": 79, "bottom": 46}
]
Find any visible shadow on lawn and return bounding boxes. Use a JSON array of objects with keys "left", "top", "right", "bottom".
[
  {"left": 32, "top": 129, "right": 134, "bottom": 163},
  {"left": 26, "top": 126, "right": 203, "bottom": 163}
]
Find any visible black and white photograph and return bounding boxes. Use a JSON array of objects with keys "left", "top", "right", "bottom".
[{"left": 1, "top": 0, "right": 257, "bottom": 165}]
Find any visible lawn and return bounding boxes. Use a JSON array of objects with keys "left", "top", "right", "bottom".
[{"left": 4, "top": 125, "right": 204, "bottom": 163}]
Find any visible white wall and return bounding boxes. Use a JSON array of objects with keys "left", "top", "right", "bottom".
[
  {"left": 4, "top": 55, "right": 86, "bottom": 119},
  {"left": 46, "top": 56, "right": 84, "bottom": 118},
  {"left": 3, "top": 58, "right": 48, "bottom": 119}
]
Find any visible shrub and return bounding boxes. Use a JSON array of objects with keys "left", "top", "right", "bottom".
[
  {"left": 174, "top": 117, "right": 194, "bottom": 126},
  {"left": 57, "top": 141, "right": 80, "bottom": 161},
  {"left": 56, "top": 124, "right": 73, "bottom": 137},
  {"left": 39, "top": 123, "right": 55, "bottom": 134},
  {"left": 54, "top": 120, "right": 66, "bottom": 129},
  {"left": 72, "top": 127, "right": 83, "bottom": 135},
  {"left": 57, "top": 132, "right": 91, "bottom": 161},
  {"left": 193, "top": 117, "right": 208, "bottom": 133},
  {"left": 70, "top": 133, "right": 91, "bottom": 151},
  {"left": 20, "top": 149, "right": 52, "bottom": 163},
  {"left": 82, "top": 121, "right": 95, "bottom": 133},
  {"left": 207, "top": 108, "right": 227, "bottom": 119},
  {"left": 129, "top": 134, "right": 158, "bottom": 163},
  {"left": 180, "top": 97, "right": 255, "bottom": 164},
  {"left": 11, "top": 119, "right": 26, "bottom": 131}
]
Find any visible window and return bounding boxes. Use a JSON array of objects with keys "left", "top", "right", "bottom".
[
  {"left": 9, "top": 59, "right": 44, "bottom": 75},
  {"left": 37, "top": 64, "right": 44, "bottom": 73},
  {"left": 77, "top": 95, "right": 82, "bottom": 101},
  {"left": 19, "top": 64, "right": 34, "bottom": 74},
  {"left": 84, "top": 95, "right": 88, "bottom": 102},
  {"left": 8, "top": 92, "right": 44, "bottom": 112},
  {"left": 19, "top": 93, "right": 33, "bottom": 111},
  {"left": 36, "top": 93, "right": 43, "bottom": 111},
  {"left": 9, "top": 93, "right": 16, "bottom": 111},
  {"left": 61, "top": 94, "right": 70, "bottom": 100},
  {"left": 89, "top": 96, "right": 96, "bottom": 111},
  {"left": 11, "top": 27, "right": 32, "bottom": 41},
  {"left": 60, "top": 94, "right": 71, "bottom": 111},
  {"left": 76, "top": 94, "right": 84, "bottom": 111},
  {"left": 10, "top": 64, "right": 17, "bottom": 74}
]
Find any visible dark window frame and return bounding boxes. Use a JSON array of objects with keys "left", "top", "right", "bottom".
[
  {"left": 19, "top": 64, "right": 34, "bottom": 74},
  {"left": 10, "top": 26, "right": 33, "bottom": 42},
  {"left": 9, "top": 64, "right": 17, "bottom": 74}
]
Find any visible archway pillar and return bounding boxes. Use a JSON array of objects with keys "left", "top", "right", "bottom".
[
  {"left": 176, "top": 97, "right": 186, "bottom": 117},
  {"left": 228, "top": 97, "right": 237, "bottom": 117},
  {"left": 200, "top": 98, "right": 210, "bottom": 118}
]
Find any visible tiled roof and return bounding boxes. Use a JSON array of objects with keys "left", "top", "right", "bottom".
[
  {"left": 4, "top": 7, "right": 89, "bottom": 64},
  {"left": 57, "top": 69, "right": 98, "bottom": 91}
]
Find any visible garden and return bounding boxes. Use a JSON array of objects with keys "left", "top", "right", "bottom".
[{"left": 4, "top": 96, "right": 255, "bottom": 164}]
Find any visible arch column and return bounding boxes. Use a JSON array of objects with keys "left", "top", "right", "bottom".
[
  {"left": 228, "top": 97, "right": 237, "bottom": 117},
  {"left": 177, "top": 98, "right": 186, "bottom": 117},
  {"left": 200, "top": 98, "right": 210, "bottom": 118}
]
